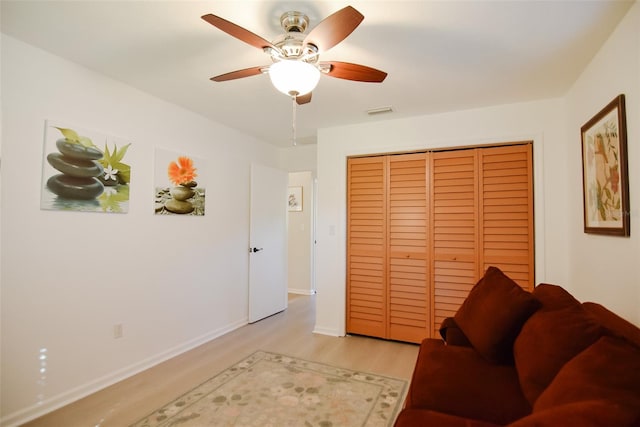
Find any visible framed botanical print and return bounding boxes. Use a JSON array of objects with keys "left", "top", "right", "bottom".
[{"left": 581, "top": 94, "right": 629, "bottom": 236}]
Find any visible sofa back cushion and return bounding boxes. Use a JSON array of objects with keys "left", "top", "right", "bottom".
[
  {"left": 513, "top": 292, "right": 606, "bottom": 405},
  {"left": 534, "top": 336, "right": 640, "bottom": 412},
  {"left": 583, "top": 302, "right": 640, "bottom": 348},
  {"left": 454, "top": 266, "right": 540, "bottom": 364},
  {"left": 530, "top": 283, "right": 582, "bottom": 310}
]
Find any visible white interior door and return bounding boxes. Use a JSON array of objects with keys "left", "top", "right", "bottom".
[{"left": 249, "top": 163, "right": 288, "bottom": 323}]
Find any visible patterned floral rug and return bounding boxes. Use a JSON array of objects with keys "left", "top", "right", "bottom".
[{"left": 130, "top": 350, "right": 407, "bottom": 427}]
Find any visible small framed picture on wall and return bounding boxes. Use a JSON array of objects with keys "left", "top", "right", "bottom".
[{"left": 288, "top": 186, "right": 303, "bottom": 212}]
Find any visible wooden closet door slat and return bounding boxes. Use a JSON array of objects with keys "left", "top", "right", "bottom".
[
  {"left": 347, "top": 157, "right": 387, "bottom": 338},
  {"left": 387, "top": 153, "right": 430, "bottom": 343},
  {"left": 430, "top": 150, "right": 479, "bottom": 336},
  {"left": 479, "top": 144, "right": 535, "bottom": 290}
]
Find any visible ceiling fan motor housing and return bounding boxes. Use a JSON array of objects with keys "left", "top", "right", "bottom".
[
  {"left": 271, "top": 11, "right": 318, "bottom": 62},
  {"left": 280, "top": 11, "right": 308, "bottom": 33}
]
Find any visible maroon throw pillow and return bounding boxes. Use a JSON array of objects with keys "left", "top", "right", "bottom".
[
  {"left": 534, "top": 336, "right": 640, "bottom": 412},
  {"left": 513, "top": 304, "right": 607, "bottom": 405},
  {"left": 439, "top": 317, "right": 472, "bottom": 347},
  {"left": 454, "top": 266, "right": 540, "bottom": 364}
]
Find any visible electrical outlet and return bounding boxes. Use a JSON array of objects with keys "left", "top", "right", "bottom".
[{"left": 113, "top": 323, "right": 123, "bottom": 339}]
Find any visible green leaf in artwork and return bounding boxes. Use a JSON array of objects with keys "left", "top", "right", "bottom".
[
  {"left": 54, "top": 127, "right": 80, "bottom": 142},
  {"left": 54, "top": 127, "right": 97, "bottom": 148},
  {"left": 98, "top": 143, "right": 132, "bottom": 184},
  {"left": 78, "top": 136, "right": 94, "bottom": 148},
  {"left": 114, "top": 163, "right": 131, "bottom": 184},
  {"left": 98, "top": 185, "right": 130, "bottom": 213},
  {"left": 111, "top": 143, "right": 131, "bottom": 164},
  {"left": 103, "top": 144, "right": 113, "bottom": 163}
]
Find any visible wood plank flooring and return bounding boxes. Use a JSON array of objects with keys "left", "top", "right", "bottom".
[{"left": 23, "top": 294, "right": 420, "bottom": 426}]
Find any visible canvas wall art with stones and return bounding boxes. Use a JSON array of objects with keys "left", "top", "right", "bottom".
[{"left": 40, "top": 120, "right": 132, "bottom": 213}]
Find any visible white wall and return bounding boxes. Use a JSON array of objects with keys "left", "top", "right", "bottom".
[
  {"left": 315, "top": 98, "right": 570, "bottom": 336},
  {"left": 287, "top": 171, "right": 314, "bottom": 295},
  {"left": 565, "top": 2, "right": 640, "bottom": 323},
  {"left": 280, "top": 144, "right": 317, "bottom": 175},
  {"left": 0, "top": 36, "right": 280, "bottom": 425}
]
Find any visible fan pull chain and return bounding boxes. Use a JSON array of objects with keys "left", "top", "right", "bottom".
[{"left": 291, "top": 95, "right": 297, "bottom": 146}]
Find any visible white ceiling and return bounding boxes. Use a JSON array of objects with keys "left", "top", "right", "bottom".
[{"left": 1, "top": 1, "right": 634, "bottom": 147}]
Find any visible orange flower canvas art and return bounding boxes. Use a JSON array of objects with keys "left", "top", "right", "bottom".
[{"left": 154, "top": 149, "right": 206, "bottom": 216}]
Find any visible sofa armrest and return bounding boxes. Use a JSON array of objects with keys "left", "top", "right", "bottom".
[{"left": 439, "top": 317, "right": 472, "bottom": 347}]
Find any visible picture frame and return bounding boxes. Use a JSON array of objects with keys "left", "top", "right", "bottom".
[
  {"left": 581, "top": 94, "right": 629, "bottom": 236},
  {"left": 288, "top": 186, "right": 303, "bottom": 212},
  {"left": 154, "top": 148, "right": 206, "bottom": 216},
  {"left": 41, "top": 120, "right": 132, "bottom": 214}
]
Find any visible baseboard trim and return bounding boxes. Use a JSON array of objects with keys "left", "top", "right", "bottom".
[
  {"left": 312, "top": 326, "right": 344, "bottom": 337},
  {"left": 1, "top": 318, "right": 248, "bottom": 427}
]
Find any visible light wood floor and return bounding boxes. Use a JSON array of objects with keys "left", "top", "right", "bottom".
[{"left": 23, "top": 294, "right": 420, "bottom": 426}]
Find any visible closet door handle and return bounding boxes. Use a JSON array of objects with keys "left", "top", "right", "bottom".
[{"left": 250, "top": 247, "right": 263, "bottom": 253}]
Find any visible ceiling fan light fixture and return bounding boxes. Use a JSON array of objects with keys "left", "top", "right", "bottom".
[{"left": 269, "top": 60, "right": 320, "bottom": 97}]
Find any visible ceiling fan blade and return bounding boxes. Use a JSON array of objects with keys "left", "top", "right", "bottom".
[
  {"left": 211, "top": 66, "right": 266, "bottom": 82},
  {"left": 322, "top": 61, "right": 388, "bottom": 83},
  {"left": 296, "top": 93, "right": 312, "bottom": 105},
  {"left": 202, "top": 14, "right": 276, "bottom": 51},
  {"left": 303, "top": 6, "right": 364, "bottom": 53}
]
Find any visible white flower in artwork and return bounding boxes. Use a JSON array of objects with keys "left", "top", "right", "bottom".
[{"left": 104, "top": 165, "right": 119, "bottom": 181}]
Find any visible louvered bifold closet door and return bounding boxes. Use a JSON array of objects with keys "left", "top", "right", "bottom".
[
  {"left": 479, "top": 144, "right": 534, "bottom": 291},
  {"left": 387, "top": 153, "right": 430, "bottom": 342},
  {"left": 347, "top": 156, "right": 387, "bottom": 338},
  {"left": 430, "top": 150, "right": 479, "bottom": 336}
]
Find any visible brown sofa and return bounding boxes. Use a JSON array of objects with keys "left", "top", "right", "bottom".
[{"left": 395, "top": 267, "right": 640, "bottom": 427}]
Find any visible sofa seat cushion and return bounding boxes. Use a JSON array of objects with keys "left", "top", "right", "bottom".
[
  {"left": 513, "top": 301, "right": 607, "bottom": 404},
  {"left": 394, "top": 409, "right": 502, "bottom": 427},
  {"left": 534, "top": 336, "right": 640, "bottom": 413},
  {"left": 454, "top": 266, "right": 540, "bottom": 364},
  {"left": 508, "top": 400, "right": 640, "bottom": 427},
  {"left": 405, "top": 339, "right": 531, "bottom": 425}
]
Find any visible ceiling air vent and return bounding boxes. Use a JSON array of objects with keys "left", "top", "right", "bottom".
[{"left": 366, "top": 106, "right": 393, "bottom": 115}]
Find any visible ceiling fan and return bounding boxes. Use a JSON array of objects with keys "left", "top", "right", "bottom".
[{"left": 201, "top": 5, "right": 387, "bottom": 105}]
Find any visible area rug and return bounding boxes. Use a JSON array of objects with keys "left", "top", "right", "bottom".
[{"left": 130, "top": 350, "right": 408, "bottom": 427}]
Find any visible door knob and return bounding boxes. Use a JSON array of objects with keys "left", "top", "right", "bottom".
[{"left": 250, "top": 247, "right": 263, "bottom": 253}]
